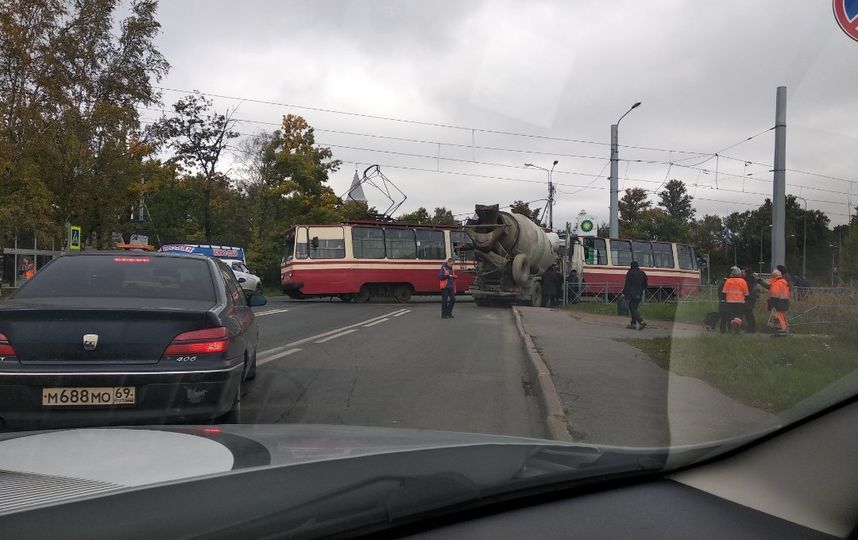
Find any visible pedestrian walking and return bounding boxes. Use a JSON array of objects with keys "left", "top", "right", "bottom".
[
  {"left": 567, "top": 269, "right": 580, "bottom": 304},
  {"left": 742, "top": 268, "right": 760, "bottom": 333},
  {"left": 622, "top": 261, "right": 648, "bottom": 330},
  {"left": 439, "top": 257, "right": 457, "bottom": 319},
  {"left": 19, "top": 257, "right": 35, "bottom": 284},
  {"left": 722, "top": 267, "right": 749, "bottom": 334},
  {"left": 767, "top": 269, "right": 790, "bottom": 336},
  {"left": 541, "top": 265, "right": 559, "bottom": 308}
]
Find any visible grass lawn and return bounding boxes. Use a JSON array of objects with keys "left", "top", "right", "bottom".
[{"left": 628, "top": 335, "right": 858, "bottom": 413}]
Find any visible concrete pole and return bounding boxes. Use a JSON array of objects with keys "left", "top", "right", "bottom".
[
  {"left": 609, "top": 123, "right": 619, "bottom": 238},
  {"left": 772, "top": 86, "right": 787, "bottom": 270}
]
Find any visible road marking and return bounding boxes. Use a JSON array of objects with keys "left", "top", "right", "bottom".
[
  {"left": 255, "top": 308, "right": 290, "bottom": 317},
  {"left": 257, "top": 348, "right": 301, "bottom": 365},
  {"left": 314, "top": 329, "right": 358, "bottom": 344},
  {"left": 392, "top": 310, "right": 411, "bottom": 317},
  {"left": 256, "top": 308, "right": 407, "bottom": 358},
  {"left": 363, "top": 318, "right": 389, "bottom": 327}
]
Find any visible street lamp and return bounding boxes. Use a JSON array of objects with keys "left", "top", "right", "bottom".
[
  {"left": 525, "top": 160, "right": 559, "bottom": 230},
  {"left": 609, "top": 101, "right": 642, "bottom": 238},
  {"left": 793, "top": 195, "right": 808, "bottom": 277}
]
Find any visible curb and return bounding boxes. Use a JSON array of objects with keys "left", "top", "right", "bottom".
[{"left": 512, "top": 307, "right": 572, "bottom": 442}]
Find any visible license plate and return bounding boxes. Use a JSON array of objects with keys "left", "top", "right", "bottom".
[{"left": 42, "top": 387, "right": 136, "bottom": 407}]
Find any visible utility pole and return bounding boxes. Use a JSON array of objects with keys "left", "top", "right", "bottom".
[
  {"left": 772, "top": 86, "right": 787, "bottom": 270},
  {"left": 525, "top": 160, "right": 558, "bottom": 230},
  {"left": 609, "top": 102, "right": 641, "bottom": 238}
]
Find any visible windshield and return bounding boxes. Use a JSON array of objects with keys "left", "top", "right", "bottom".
[
  {"left": 1, "top": 0, "right": 857, "bottom": 533},
  {"left": 12, "top": 256, "right": 216, "bottom": 302}
]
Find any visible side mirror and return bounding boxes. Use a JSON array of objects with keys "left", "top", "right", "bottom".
[
  {"left": 311, "top": 236, "right": 320, "bottom": 249},
  {"left": 248, "top": 293, "right": 268, "bottom": 307},
  {"left": 238, "top": 277, "right": 247, "bottom": 283}
]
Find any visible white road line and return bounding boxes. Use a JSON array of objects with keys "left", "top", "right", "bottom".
[
  {"left": 314, "top": 329, "right": 357, "bottom": 344},
  {"left": 256, "top": 308, "right": 407, "bottom": 358},
  {"left": 257, "top": 348, "right": 301, "bottom": 365},
  {"left": 255, "top": 308, "right": 290, "bottom": 317},
  {"left": 392, "top": 310, "right": 411, "bottom": 317},
  {"left": 363, "top": 318, "right": 389, "bottom": 327}
]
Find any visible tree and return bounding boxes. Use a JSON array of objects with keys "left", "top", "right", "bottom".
[
  {"left": 431, "top": 207, "right": 458, "bottom": 226},
  {"left": 397, "top": 207, "right": 431, "bottom": 224},
  {"left": 658, "top": 179, "right": 695, "bottom": 222},
  {"left": 0, "top": 0, "right": 169, "bottom": 247},
  {"left": 151, "top": 91, "right": 238, "bottom": 242},
  {"left": 241, "top": 114, "right": 341, "bottom": 282},
  {"left": 509, "top": 200, "right": 541, "bottom": 224},
  {"left": 618, "top": 188, "right": 652, "bottom": 238}
]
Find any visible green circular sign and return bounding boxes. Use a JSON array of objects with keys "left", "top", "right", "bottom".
[{"left": 580, "top": 219, "right": 594, "bottom": 232}]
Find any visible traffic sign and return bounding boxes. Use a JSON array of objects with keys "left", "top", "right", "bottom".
[
  {"left": 833, "top": 0, "right": 858, "bottom": 42},
  {"left": 69, "top": 225, "right": 82, "bottom": 251}
]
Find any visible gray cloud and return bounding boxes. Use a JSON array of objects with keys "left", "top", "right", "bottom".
[{"left": 150, "top": 0, "right": 858, "bottom": 226}]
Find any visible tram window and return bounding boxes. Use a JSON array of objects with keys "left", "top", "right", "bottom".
[
  {"left": 652, "top": 242, "right": 675, "bottom": 268},
  {"left": 416, "top": 229, "right": 446, "bottom": 260},
  {"left": 677, "top": 244, "right": 696, "bottom": 270},
  {"left": 283, "top": 231, "right": 296, "bottom": 263},
  {"left": 632, "top": 241, "right": 653, "bottom": 267},
  {"left": 451, "top": 231, "right": 474, "bottom": 261},
  {"left": 610, "top": 240, "right": 633, "bottom": 266},
  {"left": 308, "top": 227, "right": 345, "bottom": 259},
  {"left": 296, "top": 227, "right": 308, "bottom": 260},
  {"left": 352, "top": 227, "right": 385, "bottom": 259},
  {"left": 583, "top": 238, "right": 607, "bottom": 265},
  {"left": 385, "top": 228, "right": 417, "bottom": 259}
]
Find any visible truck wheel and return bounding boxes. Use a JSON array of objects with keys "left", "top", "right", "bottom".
[
  {"left": 530, "top": 281, "right": 543, "bottom": 307},
  {"left": 393, "top": 285, "right": 412, "bottom": 303},
  {"left": 512, "top": 254, "right": 530, "bottom": 286}
]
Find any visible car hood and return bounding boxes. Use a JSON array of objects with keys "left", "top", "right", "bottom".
[{"left": 0, "top": 424, "right": 734, "bottom": 518}]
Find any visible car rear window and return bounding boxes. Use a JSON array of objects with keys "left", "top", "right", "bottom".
[{"left": 16, "top": 255, "right": 216, "bottom": 302}]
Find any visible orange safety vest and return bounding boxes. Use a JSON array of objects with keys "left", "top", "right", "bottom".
[
  {"left": 722, "top": 276, "right": 749, "bottom": 303},
  {"left": 21, "top": 262, "right": 35, "bottom": 280},
  {"left": 439, "top": 265, "right": 456, "bottom": 290},
  {"left": 768, "top": 276, "right": 790, "bottom": 299}
]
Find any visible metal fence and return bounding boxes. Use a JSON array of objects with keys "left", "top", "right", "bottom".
[{"left": 565, "top": 283, "right": 858, "bottom": 306}]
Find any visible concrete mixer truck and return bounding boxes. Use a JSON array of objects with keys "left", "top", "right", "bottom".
[{"left": 464, "top": 204, "right": 560, "bottom": 306}]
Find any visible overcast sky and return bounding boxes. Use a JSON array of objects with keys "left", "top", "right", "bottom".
[{"left": 147, "top": 0, "right": 858, "bottom": 227}]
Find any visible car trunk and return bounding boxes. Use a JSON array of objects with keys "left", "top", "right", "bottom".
[{"left": 0, "top": 300, "right": 218, "bottom": 365}]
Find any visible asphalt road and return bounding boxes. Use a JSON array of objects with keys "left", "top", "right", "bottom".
[{"left": 245, "top": 297, "right": 546, "bottom": 439}]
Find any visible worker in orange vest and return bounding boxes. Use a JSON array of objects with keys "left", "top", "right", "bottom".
[
  {"left": 767, "top": 269, "right": 790, "bottom": 336},
  {"left": 19, "top": 257, "right": 36, "bottom": 284},
  {"left": 721, "top": 266, "right": 749, "bottom": 334},
  {"left": 439, "top": 257, "right": 457, "bottom": 319}
]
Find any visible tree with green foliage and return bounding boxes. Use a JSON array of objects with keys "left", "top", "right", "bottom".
[
  {"left": 509, "top": 200, "right": 542, "bottom": 224},
  {"left": 150, "top": 91, "right": 238, "bottom": 242},
  {"left": 240, "top": 114, "right": 341, "bottom": 283},
  {"left": 658, "top": 179, "right": 695, "bottom": 223},
  {"left": 397, "top": 207, "right": 458, "bottom": 225}
]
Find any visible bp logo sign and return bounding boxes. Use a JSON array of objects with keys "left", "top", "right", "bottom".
[
  {"left": 834, "top": 0, "right": 858, "bottom": 42},
  {"left": 578, "top": 217, "right": 596, "bottom": 236}
]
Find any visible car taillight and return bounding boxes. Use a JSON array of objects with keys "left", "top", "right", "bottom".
[
  {"left": 0, "top": 333, "right": 16, "bottom": 357},
  {"left": 164, "top": 327, "right": 229, "bottom": 356}
]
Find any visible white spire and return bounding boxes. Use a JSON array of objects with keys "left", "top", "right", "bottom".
[{"left": 346, "top": 169, "right": 367, "bottom": 202}]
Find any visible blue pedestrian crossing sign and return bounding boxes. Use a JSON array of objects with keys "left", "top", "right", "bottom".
[{"left": 69, "top": 225, "right": 82, "bottom": 251}]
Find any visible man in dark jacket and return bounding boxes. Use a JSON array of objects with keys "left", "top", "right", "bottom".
[
  {"left": 742, "top": 267, "right": 760, "bottom": 333},
  {"left": 622, "top": 261, "right": 648, "bottom": 330},
  {"left": 541, "top": 265, "right": 559, "bottom": 307}
]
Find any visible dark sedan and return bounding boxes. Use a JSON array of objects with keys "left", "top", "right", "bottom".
[{"left": 0, "top": 252, "right": 266, "bottom": 429}]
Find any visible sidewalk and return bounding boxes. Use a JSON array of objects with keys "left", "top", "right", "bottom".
[{"left": 516, "top": 306, "right": 774, "bottom": 447}]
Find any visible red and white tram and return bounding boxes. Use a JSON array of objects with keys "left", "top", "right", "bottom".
[
  {"left": 280, "top": 221, "right": 476, "bottom": 302},
  {"left": 569, "top": 236, "right": 701, "bottom": 296}
]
